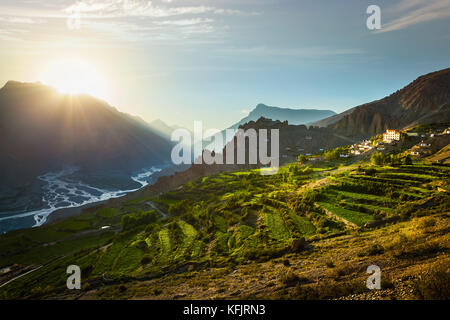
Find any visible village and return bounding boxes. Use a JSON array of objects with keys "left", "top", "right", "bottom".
[{"left": 291, "top": 125, "right": 450, "bottom": 163}]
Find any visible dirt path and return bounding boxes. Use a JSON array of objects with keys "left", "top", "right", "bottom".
[
  {"left": 146, "top": 201, "right": 168, "bottom": 218},
  {"left": 0, "top": 265, "right": 42, "bottom": 289},
  {"left": 298, "top": 176, "right": 331, "bottom": 193}
]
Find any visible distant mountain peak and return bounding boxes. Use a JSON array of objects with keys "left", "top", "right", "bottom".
[
  {"left": 250, "top": 103, "right": 335, "bottom": 115},
  {"left": 148, "top": 118, "right": 186, "bottom": 139},
  {"left": 2, "top": 80, "right": 21, "bottom": 89},
  {"left": 0, "top": 81, "right": 173, "bottom": 188},
  {"left": 236, "top": 103, "right": 336, "bottom": 128},
  {"left": 1, "top": 80, "right": 45, "bottom": 92},
  {"left": 254, "top": 103, "right": 269, "bottom": 109}
]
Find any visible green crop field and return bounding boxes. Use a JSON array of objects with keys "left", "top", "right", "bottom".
[
  {"left": 263, "top": 209, "right": 291, "bottom": 241},
  {"left": 174, "top": 220, "right": 198, "bottom": 260},
  {"left": 317, "top": 202, "right": 373, "bottom": 226},
  {"left": 287, "top": 212, "right": 316, "bottom": 237},
  {"left": 0, "top": 160, "right": 448, "bottom": 299},
  {"left": 157, "top": 228, "right": 172, "bottom": 263}
]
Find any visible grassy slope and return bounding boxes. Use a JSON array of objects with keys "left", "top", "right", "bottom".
[
  {"left": 0, "top": 161, "right": 449, "bottom": 299},
  {"left": 86, "top": 213, "right": 449, "bottom": 300}
]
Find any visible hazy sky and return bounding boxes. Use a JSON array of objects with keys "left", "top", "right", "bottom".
[{"left": 0, "top": 0, "right": 449, "bottom": 129}]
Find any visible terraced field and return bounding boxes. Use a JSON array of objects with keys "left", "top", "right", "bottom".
[
  {"left": 313, "top": 164, "right": 449, "bottom": 227},
  {"left": 287, "top": 211, "right": 316, "bottom": 236},
  {"left": 317, "top": 202, "right": 372, "bottom": 226},
  {"left": 263, "top": 208, "right": 291, "bottom": 241},
  {"left": 174, "top": 220, "right": 198, "bottom": 260},
  {"left": 0, "top": 162, "right": 448, "bottom": 299},
  {"left": 157, "top": 228, "right": 172, "bottom": 263}
]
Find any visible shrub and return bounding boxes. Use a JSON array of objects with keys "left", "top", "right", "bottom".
[
  {"left": 280, "top": 269, "right": 301, "bottom": 286},
  {"left": 403, "top": 155, "right": 413, "bottom": 165},
  {"left": 324, "top": 148, "right": 344, "bottom": 161},
  {"left": 297, "top": 155, "right": 308, "bottom": 163},
  {"left": 364, "top": 168, "right": 377, "bottom": 176},
  {"left": 325, "top": 260, "right": 335, "bottom": 268},
  {"left": 381, "top": 276, "right": 394, "bottom": 289},
  {"left": 121, "top": 210, "right": 159, "bottom": 231},
  {"left": 371, "top": 152, "right": 384, "bottom": 166},
  {"left": 292, "top": 279, "right": 367, "bottom": 300},
  {"left": 135, "top": 239, "right": 148, "bottom": 251},
  {"left": 396, "top": 203, "right": 417, "bottom": 219},
  {"left": 168, "top": 199, "right": 190, "bottom": 216},
  {"left": 418, "top": 217, "right": 436, "bottom": 229},
  {"left": 330, "top": 264, "right": 358, "bottom": 279},
  {"left": 155, "top": 288, "right": 165, "bottom": 296},
  {"left": 141, "top": 254, "right": 152, "bottom": 265},
  {"left": 302, "top": 166, "right": 313, "bottom": 175},
  {"left": 367, "top": 243, "right": 385, "bottom": 256},
  {"left": 392, "top": 235, "right": 441, "bottom": 259},
  {"left": 414, "top": 261, "right": 450, "bottom": 300},
  {"left": 119, "top": 285, "right": 127, "bottom": 293}
]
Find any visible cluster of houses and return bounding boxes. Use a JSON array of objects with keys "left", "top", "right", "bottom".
[
  {"left": 406, "top": 127, "right": 449, "bottom": 157},
  {"left": 405, "top": 126, "right": 450, "bottom": 138},
  {"left": 344, "top": 129, "right": 403, "bottom": 157},
  {"left": 293, "top": 127, "right": 450, "bottom": 161},
  {"left": 410, "top": 141, "right": 432, "bottom": 157},
  {"left": 349, "top": 140, "right": 378, "bottom": 156}
]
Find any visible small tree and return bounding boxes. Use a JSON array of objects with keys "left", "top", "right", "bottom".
[
  {"left": 324, "top": 148, "right": 341, "bottom": 161},
  {"left": 297, "top": 154, "right": 308, "bottom": 163},
  {"left": 403, "top": 155, "right": 413, "bottom": 165},
  {"left": 371, "top": 152, "right": 384, "bottom": 165}
]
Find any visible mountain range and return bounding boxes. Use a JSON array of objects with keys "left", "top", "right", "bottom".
[
  {"left": 1, "top": 67, "right": 449, "bottom": 228},
  {"left": 231, "top": 104, "right": 336, "bottom": 129},
  {"left": 140, "top": 68, "right": 450, "bottom": 197},
  {"left": 148, "top": 119, "right": 186, "bottom": 140},
  {"left": 312, "top": 68, "right": 450, "bottom": 138},
  {"left": 2, "top": 68, "right": 449, "bottom": 184},
  {"left": 200, "top": 104, "right": 336, "bottom": 152},
  {"left": 0, "top": 81, "right": 174, "bottom": 213}
]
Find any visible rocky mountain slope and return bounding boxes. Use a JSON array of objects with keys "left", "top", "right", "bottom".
[
  {"left": 312, "top": 68, "right": 450, "bottom": 138},
  {"left": 203, "top": 104, "right": 336, "bottom": 153},
  {"left": 148, "top": 119, "right": 187, "bottom": 140},
  {"left": 0, "top": 81, "right": 173, "bottom": 207},
  {"left": 145, "top": 117, "right": 354, "bottom": 195}
]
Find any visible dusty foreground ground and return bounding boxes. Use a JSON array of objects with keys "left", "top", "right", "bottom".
[{"left": 59, "top": 213, "right": 448, "bottom": 300}]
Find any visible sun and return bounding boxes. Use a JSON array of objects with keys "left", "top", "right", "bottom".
[{"left": 39, "top": 59, "right": 109, "bottom": 101}]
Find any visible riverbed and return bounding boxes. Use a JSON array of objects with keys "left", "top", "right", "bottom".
[{"left": 0, "top": 166, "right": 162, "bottom": 234}]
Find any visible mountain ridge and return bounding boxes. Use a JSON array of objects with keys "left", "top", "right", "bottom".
[
  {"left": 231, "top": 103, "right": 336, "bottom": 129},
  {"left": 202, "top": 103, "right": 337, "bottom": 153},
  {"left": 0, "top": 81, "right": 174, "bottom": 215},
  {"left": 312, "top": 68, "right": 450, "bottom": 137}
]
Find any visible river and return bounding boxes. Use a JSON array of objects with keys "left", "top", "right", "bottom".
[{"left": 0, "top": 166, "right": 162, "bottom": 234}]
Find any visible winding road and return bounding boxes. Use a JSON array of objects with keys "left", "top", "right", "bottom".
[
  {"left": 0, "top": 265, "right": 42, "bottom": 289},
  {"left": 146, "top": 201, "right": 168, "bottom": 219}
]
